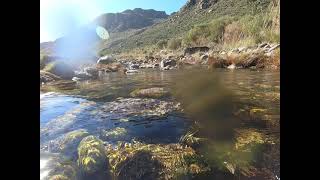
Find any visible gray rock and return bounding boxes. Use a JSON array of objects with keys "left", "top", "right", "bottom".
[
  {"left": 130, "top": 64, "right": 140, "bottom": 69},
  {"left": 160, "top": 59, "right": 176, "bottom": 69},
  {"left": 84, "top": 67, "right": 99, "bottom": 77}
]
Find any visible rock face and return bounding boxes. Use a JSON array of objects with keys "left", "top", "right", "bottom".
[
  {"left": 77, "top": 136, "right": 107, "bottom": 176},
  {"left": 93, "top": 8, "right": 169, "bottom": 33},
  {"left": 130, "top": 87, "right": 170, "bottom": 98},
  {"left": 182, "top": 0, "right": 217, "bottom": 11}
]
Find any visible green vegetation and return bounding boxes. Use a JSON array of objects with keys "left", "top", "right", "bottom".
[
  {"left": 183, "top": 16, "right": 234, "bottom": 46},
  {"left": 167, "top": 38, "right": 182, "bottom": 50},
  {"left": 77, "top": 136, "right": 107, "bottom": 175},
  {"left": 156, "top": 40, "right": 167, "bottom": 49},
  {"left": 98, "top": 0, "right": 274, "bottom": 55}
]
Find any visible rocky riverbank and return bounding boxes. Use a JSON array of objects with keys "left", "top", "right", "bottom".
[{"left": 40, "top": 43, "right": 279, "bottom": 85}]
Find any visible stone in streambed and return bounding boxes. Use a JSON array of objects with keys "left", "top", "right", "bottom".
[
  {"left": 130, "top": 87, "right": 170, "bottom": 98},
  {"left": 59, "top": 129, "right": 90, "bottom": 160}
]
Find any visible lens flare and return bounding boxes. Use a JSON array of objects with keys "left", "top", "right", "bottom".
[{"left": 96, "top": 26, "right": 109, "bottom": 40}]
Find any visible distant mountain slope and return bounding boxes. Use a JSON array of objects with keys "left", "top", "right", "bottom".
[
  {"left": 93, "top": 8, "right": 168, "bottom": 33},
  {"left": 99, "top": 0, "right": 272, "bottom": 55}
]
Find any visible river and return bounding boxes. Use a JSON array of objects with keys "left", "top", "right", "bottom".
[{"left": 40, "top": 68, "right": 280, "bottom": 179}]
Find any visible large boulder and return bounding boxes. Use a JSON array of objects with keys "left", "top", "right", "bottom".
[
  {"left": 73, "top": 67, "right": 99, "bottom": 81},
  {"left": 97, "top": 55, "right": 114, "bottom": 64},
  {"left": 84, "top": 67, "right": 99, "bottom": 77},
  {"left": 59, "top": 129, "right": 90, "bottom": 160},
  {"left": 77, "top": 136, "right": 107, "bottom": 176},
  {"left": 43, "top": 61, "right": 75, "bottom": 80},
  {"left": 160, "top": 59, "right": 176, "bottom": 69}
]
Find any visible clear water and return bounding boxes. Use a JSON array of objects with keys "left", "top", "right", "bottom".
[{"left": 40, "top": 68, "right": 280, "bottom": 179}]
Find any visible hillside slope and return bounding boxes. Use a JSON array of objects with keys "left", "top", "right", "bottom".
[{"left": 99, "top": 0, "right": 274, "bottom": 55}]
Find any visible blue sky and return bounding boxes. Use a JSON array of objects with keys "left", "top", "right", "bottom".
[{"left": 40, "top": 0, "right": 188, "bottom": 42}]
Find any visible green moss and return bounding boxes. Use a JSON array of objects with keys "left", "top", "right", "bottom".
[
  {"left": 102, "top": 127, "right": 127, "bottom": 140},
  {"left": 106, "top": 141, "right": 210, "bottom": 179},
  {"left": 60, "top": 129, "right": 90, "bottom": 159},
  {"left": 77, "top": 136, "right": 107, "bottom": 174}
]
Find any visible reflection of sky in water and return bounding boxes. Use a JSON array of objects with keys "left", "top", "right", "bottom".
[{"left": 40, "top": 93, "right": 86, "bottom": 125}]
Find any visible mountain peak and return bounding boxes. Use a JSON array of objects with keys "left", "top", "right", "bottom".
[{"left": 93, "top": 8, "right": 168, "bottom": 33}]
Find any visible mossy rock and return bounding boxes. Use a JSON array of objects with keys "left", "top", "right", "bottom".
[
  {"left": 43, "top": 61, "right": 75, "bottom": 80},
  {"left": 106, "top": 141, "right": 211, "bottom": 179},
  {"left": 101, "top": 127, "right": 128, "bottom": 141},
  {"left": 130, "top": 87, "right": 170, "bottom": 98},
  {"left": 77, "top": 136, "right": 107, "bottom": 175},
  {"left": 60, "top": 129, "right": 90, "bottom": 160}
]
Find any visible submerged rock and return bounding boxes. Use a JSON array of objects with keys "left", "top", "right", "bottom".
[
  {"left": 101, "top": 127, "right": 128, "bottom": 141},
  {"left": 130, "top": 87, "right": 170, "bottom": 98},
  {"left": 77, "top": 136, "right": 108, "bottom": 176},
  {"left": 59, "top": 129, "right": 90, "bottom": 160},
  {"left": 106, "top": 141, "right": 210, "bottom": 179}
]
